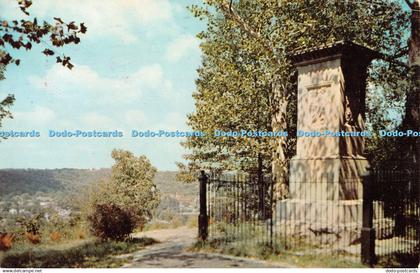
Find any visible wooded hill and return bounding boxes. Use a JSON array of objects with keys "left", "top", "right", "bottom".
[{"left": 0, "top": 169, "right": 196, "bottom": 197}]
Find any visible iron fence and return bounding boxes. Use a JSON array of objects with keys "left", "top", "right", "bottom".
[
  {"left": 198, "top": 168, "right": 420, "bottom": 267},
  {"left": 372, "top": 169, "right": 419, "bottom": 265}
]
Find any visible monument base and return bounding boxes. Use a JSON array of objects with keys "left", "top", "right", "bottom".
[
  {"left": 289, "top": 156, "right": 369, "bottom": 200},
  {"left": 275, "top": 199, "right": 394, "bottom": 245}
]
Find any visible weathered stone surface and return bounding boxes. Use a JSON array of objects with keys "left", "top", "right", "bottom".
[
  {"left": 276, "top": 41, "right": 388, "bottom": 246},
  {"left": 275, "top": 199, "right": 392, "bottom": 245},
  {"left": 289, "top": 157, "right": 368, "bottom": 200},
  {"left": 290, "top": 42, "right": 375, "bottom": 190}
]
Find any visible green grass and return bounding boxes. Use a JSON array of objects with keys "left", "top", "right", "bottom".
[
  {"left": 192, "top": 235, "right": 419, "bottom": 268},
  {"left": 191, "top": 221, "right": 371, "bottom": 267},
  {"left": 0, "top": 237, "right": 157, "bottom": 268},
  {"left": 270, "top": 253, "right": 364, "bottom": 268},
  {"left": 191, "top": 239, "right": 365, "bottom": 268},
  {"left": 143, "top": 214, "right": 197, "bottom": 231}
]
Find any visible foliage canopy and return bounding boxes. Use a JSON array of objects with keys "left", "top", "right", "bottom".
[{"left": 178, "top": 0, "right": 411, "bottom": 183}]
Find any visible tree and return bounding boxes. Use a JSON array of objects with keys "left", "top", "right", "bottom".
[
  {"left": 0, "top": 94, "right": 14, "bottom": 136},
  {"left": 89, "top": 150, "right": 160, "bottom": 239},
  {"left": 401, "top": 0, "right": 420, "bottom": 171},
  {"left": 0, "top": 64, "right": 15, "bottom": 135},
  {"left": 0, "top": 0, "right": 87, "bottom": 70},
  {"left": 180, "top": 0, "right": 410, "bottom": 197},
  {"left": 0, "top": 0, "right": 87, "bottom": 128}
]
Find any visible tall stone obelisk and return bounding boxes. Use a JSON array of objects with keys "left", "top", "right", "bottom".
[
  {"left": 277, "top": 41, "right": 381, "bottom": 245},
  {"left": 289, "top": 41, "right": 378, "bottom": 200}
]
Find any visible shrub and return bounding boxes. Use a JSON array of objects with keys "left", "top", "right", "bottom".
[
  {"left": 78, "top": 232, "right": 85, "bottom": 240},
  {"left": 0, "top": 233, "right": 14, "bottom": 251},
  {"left": 16, "top": 214, "right": 42, "bottom": 235},
  {"left": 50, "top": 232, "right": 62, "bottom": 242},
  {"left": 25, "top": 232, "right": 41, "bottom": 244},
  {"left": 88, "top": 203, "right": 136, "bottom": 241}
]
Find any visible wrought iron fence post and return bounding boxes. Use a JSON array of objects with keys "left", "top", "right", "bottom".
[
  {"left": 270, "top": 175, "right": 274, "bottom": 249},
  {"left": 361, "top": 166, "right": 376, "bottom": 266},
  {"left": 198, "top": 170, "right": 208, "bottom": 241}
]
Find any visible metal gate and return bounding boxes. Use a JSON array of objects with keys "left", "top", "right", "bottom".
[{"left": 198, "top": 171, "right": 274, "bottom": 247}]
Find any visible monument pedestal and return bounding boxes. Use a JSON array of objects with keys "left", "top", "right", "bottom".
[
  {"left": 289, "top": 156, "right": 369, "bottom": 200},
  {"left": 275, "top": 199, "right": 393, "bottom": 245},
  {"left": 275, "top": 155, "right": 394, "bottom": 245}
]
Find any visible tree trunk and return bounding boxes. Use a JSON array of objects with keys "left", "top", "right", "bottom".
[
  {"left": 271, "top": 77, "right": 289, "bottom": 200},
  {"left": 404, "top": 0, "right": 420, "bottom": 170}
]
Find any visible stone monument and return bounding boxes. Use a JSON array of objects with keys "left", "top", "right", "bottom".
[{"left": 276, "top": 41, "right": 388, "bottom": 245}]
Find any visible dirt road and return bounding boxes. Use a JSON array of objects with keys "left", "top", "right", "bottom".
[{"left": 122, "top": 226, "right": 283, "bottom": 268}]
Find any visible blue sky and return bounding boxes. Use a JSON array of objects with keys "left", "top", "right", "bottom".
[{"left": 0, "top": 0, "right": 205, "bottom": 170}]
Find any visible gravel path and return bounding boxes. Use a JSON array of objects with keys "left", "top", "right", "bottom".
[{"left": 122, "top": 226, "right": 283, "bottom": 268}]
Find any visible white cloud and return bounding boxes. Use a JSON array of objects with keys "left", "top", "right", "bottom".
[
  {"left": 152, "top": 112, "right": 187, "bottom": 131},
  {"left": 29, "top": 64, "right": 101, "bottom": 96},
  {"left": 118, "top": 0, "right": 173, "bottom": 24},
  {"left": 82, "top": 113, "right": 116, "bottom": 128},
  {"left": 13, "top": 106, "right": 56, "bottom": 125},
  {"left": 166, "top": 34, "right": 200, "bottom": 62},
  {"left": 29, "top": 63, "right": 173, "bottom": 102},
  {"left": 42, "top": 110, "right": 146, "bottom": 132},
  {"left": 124, "top": 110, "right": 146, "bottom": 127},
  {"left": 0, "top": 0, "right": 174, "bottom": 44},
  {"left": 130, "top": 64, "right": 164, "bottom": 89}
]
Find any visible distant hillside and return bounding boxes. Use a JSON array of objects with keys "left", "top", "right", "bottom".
[
  {"left": 0, "top": 169, "right": 110, "bottom": 196},
  {"left": 0, "top": 169, "right": 196, "bottom": 198},
  {"left": 153, "top": 171, "right": 197, "bottom": 196}
]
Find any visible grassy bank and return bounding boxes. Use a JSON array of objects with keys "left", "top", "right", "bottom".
[
  {"left": 191, "top": 238, "right": 419, "bottom": 268},
  {"left": 143, "top": 214, "right": 197, "bottom": 231},
  {"left": 190, "top": 239, "right": 364, "bottom": 268},
  {"left": 0, "top": 237, "right": 157, "bottom": 268}
]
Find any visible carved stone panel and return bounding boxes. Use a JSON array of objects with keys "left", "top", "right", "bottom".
[{"left": 306, "top": 82, "right": 332, "bottom": 131}]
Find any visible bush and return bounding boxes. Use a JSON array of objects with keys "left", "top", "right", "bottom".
[
  {"left": 88, "top": 204, "right": 136, "bottom": 241},
  {"left": 0, "top": 233, "right": 14, "bottom": 251},
  {"left": 50, "top": 232, "right": 62, "bottom": 242},
  {"left": 25, "top": 232, "right": 40, "bottom": 244},
  {"left": 16, "top": 214, "right": 42, "bottom": 235}
]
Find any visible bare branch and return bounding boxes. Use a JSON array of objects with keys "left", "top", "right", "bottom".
[
  {"left": 378, "top": 52, "right": 409, "bottom": 69},
  {"left": 393, "top": 47, "right": 409, "bottom": 59},
  {"left": 404, "top": 0, "right": 415, "bottom": 10}
]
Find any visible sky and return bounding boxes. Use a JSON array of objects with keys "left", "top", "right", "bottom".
[{"left": 0, "top": 0, "right": 205, "bottom": 170}]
